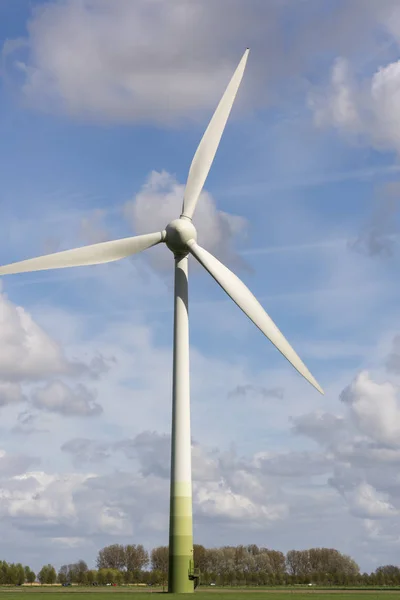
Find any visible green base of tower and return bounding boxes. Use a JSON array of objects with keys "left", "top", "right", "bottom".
[
  {"left": 168, "top": 487, "right": 194, "bottom": 594},
  {"left": 168, "top": 554, "right": 194, "bottom": 594}
]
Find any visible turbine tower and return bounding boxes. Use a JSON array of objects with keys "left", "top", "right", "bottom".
[{"left": 0, "top": 49, "right": 323, "bottom": 594}]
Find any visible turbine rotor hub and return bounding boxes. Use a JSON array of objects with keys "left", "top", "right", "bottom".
[{"left": 165, "top": 218, "right": 197, "bottom": 255}]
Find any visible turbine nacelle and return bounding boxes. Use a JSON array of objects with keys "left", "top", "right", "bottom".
[{"left": 164, "top": 218, "right": 197, "bottom": 256}]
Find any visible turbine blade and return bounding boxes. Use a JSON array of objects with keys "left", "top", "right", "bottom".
[
  {"left": 188, "top": 241, "right": 323, "bottom": 394},
  {"left": 0, "top": 232, "right": 164, "bottom": 276},
  {"left": 181, "top": 49, "right": 249, "bottom": 220}
]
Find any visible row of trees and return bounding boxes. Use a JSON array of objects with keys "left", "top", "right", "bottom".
[
  {"left": 96, "top": 545, "right": 148, "bottom": 572},
  {"left": 94, "top": 544, "right": 359, "bottom": 579},
  {"left": 0, "top": 562, "right": 35, "bottom": 585},
  {"left": 45, "top": 545, "right": 400, "bottom": 586},
  {"left": 2, "top": 544, "right": 400, "bottom": 587},
  {"left": 55, "top": 550, "right": 400, "bottom": 586}
]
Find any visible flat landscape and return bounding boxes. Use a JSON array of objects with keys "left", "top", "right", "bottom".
[{"left": 0, "top": 588, "right": 400, "bottom": 600}]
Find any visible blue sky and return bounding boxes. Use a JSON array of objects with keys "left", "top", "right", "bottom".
[{"left": 1, "top": 0, "right": 400, "bottom": 574}]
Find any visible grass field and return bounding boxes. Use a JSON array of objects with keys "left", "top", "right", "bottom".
[{"left": 0, "top": 587, "right": 400, "bottom": 600}]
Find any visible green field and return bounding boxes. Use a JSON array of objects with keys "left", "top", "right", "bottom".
[{"left": 1, "top": 588, "right": 400, "bottom": 600}]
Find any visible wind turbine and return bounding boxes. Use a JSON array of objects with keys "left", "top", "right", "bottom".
[{"left": 0, "top": 48, "right": 323, "bottom": 593}]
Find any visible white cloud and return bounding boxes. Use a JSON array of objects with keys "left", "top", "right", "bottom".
[
  {"left": 369, "top": 60, "right": 400, "bottom": 150},
  {"left": 340, "top": 371, "right": 400, "bottom": 446},
  {"left": 335, "top": 441, "right": 400, "bottom": 468},
  {"left": 292, "top": 411, "right": 347, "bottom": 446},
  {"left": 191, "top": 443, "right": 220, "bottom": 483},
  {"left": 0, "top": 291, "right": 81, "bottom": 381},
  {"left": 15, "top": 470, "right": 162, "bottom": 538},
  {"left": 5, "top": 0, "right": 253, "bottom": 124},
  {"left": 310, "top": 58, "right": 361, "bottom": 133},
  {"left": 289, "top": 368, "right": 400, "bottom": 540},
  {"left": 3, "top": 471, "right": 91, "bottom": 522},
  {"left": 124, "top": 170, "right": 248, "bottom": 270},
  {"left": 194, "top": 480, "right": 287, "bottom": 524},
  {"left": 59, "top": 431, "right": 289, "bottom": 526},
  {"left": 32, "top": 381, "right": 102, "bottom": 417},
  {"left": 4, "top": 0, "right": 397, "bottom": 124},
  {"left": 310, "top": 51, "right": 400, "bottom": 155},
  {"left": 345, "top": 482, "right": 398, "bottom": 519}
]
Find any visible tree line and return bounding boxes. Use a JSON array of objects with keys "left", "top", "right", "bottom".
[{"left": 1, "top": 545, "right": 400, "bottom": 587}]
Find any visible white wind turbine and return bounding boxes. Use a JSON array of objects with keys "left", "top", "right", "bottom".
[{"left": 0, "top": 49, "right": 323, "bottom": 593}]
